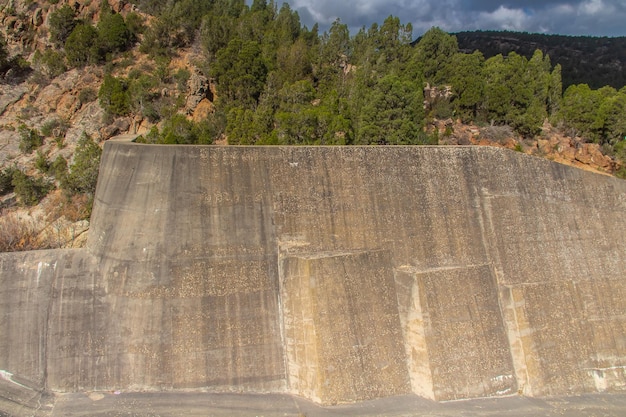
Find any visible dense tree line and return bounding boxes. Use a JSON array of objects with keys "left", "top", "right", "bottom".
[
  {"left": 559, "top": 84, "right": 626, "bottom": 151},
  {"left": 132, "top": 2, "right": 432, "bottom": 145},
  {"left": 134, "top": 1, "right": 566, "bottom": 145}
]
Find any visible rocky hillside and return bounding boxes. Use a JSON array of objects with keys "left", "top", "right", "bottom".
[
  {"left": 0, "top": 0, "right": 216, "bottom": 250},
  {"left": 431, "top": 120, "right": 618, "bottom": 175},
  {"left": 0, "top": 0, "right": 622, "bottom": 252}
]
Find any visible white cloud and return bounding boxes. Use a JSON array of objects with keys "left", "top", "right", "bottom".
[
  {"left": 579, "top": 0, "right": 604, "bottom": 15},
  {"left": 477, "top": 6, "right": 530, "bottom": 31},
  {"left": 553, "top": 4, "right": 577, "bottom": 15}
]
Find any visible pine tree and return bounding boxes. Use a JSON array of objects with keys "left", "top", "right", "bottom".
[{"left": 414, "top": 27, "right": 458, "bottom": 85}]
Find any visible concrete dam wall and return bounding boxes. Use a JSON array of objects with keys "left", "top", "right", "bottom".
[{"left": 1, "top": 143, "right": 626, "bottom": 406}]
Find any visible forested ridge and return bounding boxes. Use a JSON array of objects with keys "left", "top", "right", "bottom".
[
  {"left": 0, "top": 0, "right": 625, "bottom": 250},
  {"left": 453, "top": 31, "right": 626, "bottom": 90}
]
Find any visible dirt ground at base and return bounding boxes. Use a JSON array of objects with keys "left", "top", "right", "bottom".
[{"left": 5, "top": 391, "right": 616, "bottom": 417}]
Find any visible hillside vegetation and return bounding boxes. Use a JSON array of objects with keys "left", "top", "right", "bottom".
[{"left": 0, "top": 0, "right": 625, "bottom": 252}]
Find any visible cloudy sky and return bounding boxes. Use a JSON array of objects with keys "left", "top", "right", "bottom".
[{"left": 280, "top": 0, "right": 625, "bottom": 38}]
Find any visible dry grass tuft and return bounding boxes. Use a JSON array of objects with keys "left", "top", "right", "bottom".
[{"left": 0, "top": 210, "right": 46, "bottom": 252}]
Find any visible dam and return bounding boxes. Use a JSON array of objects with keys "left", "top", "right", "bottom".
[{"left": 1, "top": 143, "right": 625, "bottom": 414}]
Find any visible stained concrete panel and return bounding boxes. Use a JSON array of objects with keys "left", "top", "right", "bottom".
[
  {"left": 396, "top": 265, "right": 517, "bottom": 401},
  {"left": 394, "top": 268, "right": 434, "bottom": 399},
  {"left": 476, "top": 174, "right": 626, "bottom": 396},
  {"left": 501, "top": 279, "right": 626, "bottom": 397},
  {"left": 0, "top": 251, "right": 58, "bottom": 391},
  {"left": 280, "top": 250, "right": 410, "bottom": 404},
  {"left": 0, "top": 250, "right": 100, "bottom": 393},
  {"left": 83, "top": 145, "right": 286, "bottom": 393},
  {"left": 269, "top": 147, "right": 489, "bottom": 271}
]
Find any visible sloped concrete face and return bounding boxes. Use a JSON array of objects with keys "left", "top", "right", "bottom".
[
  {"left": 1, "top": 144, "right": 626, "bottom": 407},
  {"left": 395, "top": 265, "right": 517, "bottom": 401},
  {"left": 0, "top": 250, "right": 101, "bottom": 392},
  {"left": 86, "top": 145, "right": 286, "bottom": 393},
  {"left": 280, "top": 250, "right": 410, "bottom": 404}
]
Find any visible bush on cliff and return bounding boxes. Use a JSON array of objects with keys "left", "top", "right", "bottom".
[
  {"left": 63, "top": 133, "right": 102, "bottom": 199},
  {"left": 137, "top": 114, "right": 216, "bottom": 145},
  {"left": 18, "top": 125, "right": 43, "bottom": 154},
  {"left": 49, "top": 5, "right": 78, "bottom": 47},
  {"left": 65, "top": 24, "right": 101, "bottom": 67},
  {"left": 98, "top": 74, "right": 131, "bottom": 116},
  {"left": 11, "top": 171, "right": 52, "bottom": 207}
]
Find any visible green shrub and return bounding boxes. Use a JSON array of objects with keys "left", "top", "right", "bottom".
[
  {"left": 98, "top": 74, "right": 130, "bottom": 116},
  {"left": 35, "top": 150, "right": 50, "bottom": 173},
  {"left": 128, "top": 73, "right": 160, "bottom": 118},
  {"left": 141, "top": 114, "right": 216, "bottom": 144},
  {"left": 0, "top": 35, "right": 9, "bottom": 75},
  {"left": 11, "top": 171, "right": 52, "bottom": 206},
  {"left": 614, "top": 140, "right": 626, "bottom": 179},
  {"left": 65, "top": 24, "right": 101, "bottom": 67},
  {"left": 125, "top": 12, "right": 145, "bottom": 40},
  {"left": 0, "top": 167, "right": 17, "bottom": 195},
  {"left": 40, "top": 118, "right": 69, "bottom": 138},
  {"left": 431, "top": 99, "right": 454, "bottom": 119},
  {"left": 50, "top": 155, "right": 68, "bottom": 182},
  {"left": 98, "top": 11, "right": 131, "bottom": 53},
  {"left": 174, "top": 68, "right": 190, "bottom": 92},
  {"left": 78, "top": 87, "right": 98, "bottom": 105},
  {"left": 33, "top": 49, "right": 67, "bottom": 78},
  {"left": 54, "top": 136, "right": 65, "bottom": 149},
  {"left": 49, "top": 5, "right": 77, "bottom": 47},
  {"left": 18, "top": 124, "right": 43, "bottom": 154}
]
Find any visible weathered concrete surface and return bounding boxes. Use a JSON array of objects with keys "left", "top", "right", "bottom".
[
  {"left": 280, "top": 250, "right": 410, "bottom": 404},
  {"left": 395, "top": 264, "right": 517, "bottom": 400},
  {"left": 1, "top": 144, "right": 626, "bottom": 413}
]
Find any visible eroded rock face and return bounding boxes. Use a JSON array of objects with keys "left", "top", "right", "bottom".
[
  {"left": 31, "top": 8, "right": 43, "bottom": 27},
  {"left": 185, "top": 71, "right": 214, "bottom": 115},
  {"left": 575, "top": 143, "right": 614, "bottom": 169},
  {"left": 100, "top": 117, "right": 130, "bottom": 140},
  {"left": 109, "top": 0, "right": 128, "bottom": 13},
  {"left": 436, "top": 120, "right": 620, "bottom": 175},
  {"left": 64, "top": 101, "right": 106, "bottom": 145},
  {"left": 2, "top": 145, "right": 625, "bottom": 407}
]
